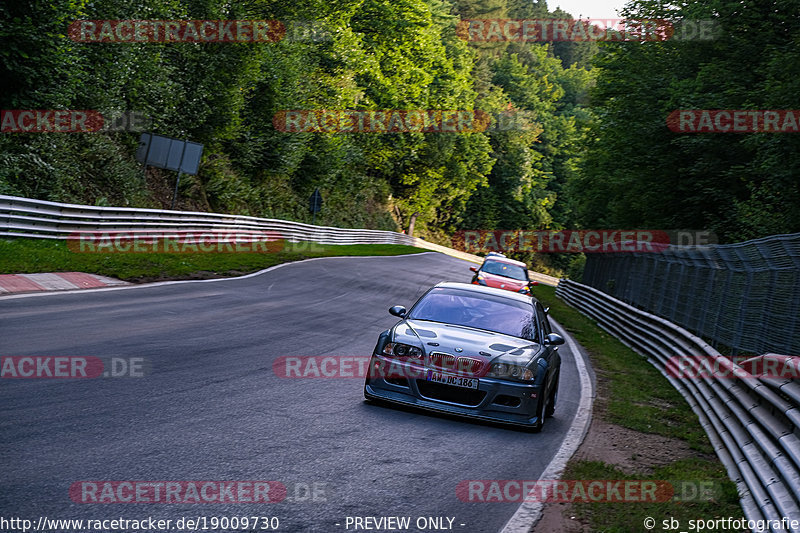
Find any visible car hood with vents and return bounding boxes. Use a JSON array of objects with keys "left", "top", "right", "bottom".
[{"left": 391, "top": 318, "right": 543, "bottom": 369}]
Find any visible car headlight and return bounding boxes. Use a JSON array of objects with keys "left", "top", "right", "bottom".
[
  {"left": 476, "top": 274, "right": 486, "bottom": 285},
  {"left": 487, "top": 362, "right": 534, "bottom": 381},
  {"left": 382, "top": 342, "right": 423, "bottom": 360},
  {"left": 518, "top": 285, "right": 530, "bottom": 294}
]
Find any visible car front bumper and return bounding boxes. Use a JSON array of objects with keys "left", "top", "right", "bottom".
[{"left": 363, "top": 354, "right": 544, "bottom": 428}]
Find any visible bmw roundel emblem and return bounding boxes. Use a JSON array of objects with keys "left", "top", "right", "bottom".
[{"left": 455, "top": 347, "right": 463, "bottom": 352}]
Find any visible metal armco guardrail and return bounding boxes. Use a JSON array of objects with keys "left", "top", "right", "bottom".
[
  {"left": 0, "top": 194, "right": 560, "bottom": 286},
  {"left": 581, "top": 234, "right": 800, "bottom": 355},
  {"left": 556, "top": 278, "right": 800, "bottom": 531},
  {"left": 0, "top": 194, "right": 413, "bottom": 245}
]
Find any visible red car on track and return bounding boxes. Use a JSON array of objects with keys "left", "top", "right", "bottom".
[{"left": 470, "top": 252, "right": 538, "bottom": 296}]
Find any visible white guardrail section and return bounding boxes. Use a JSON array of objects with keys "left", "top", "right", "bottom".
[
  {"left": 0, "top": 194, "right": 560, "bottom": 286},
  {"left": 556, "top": 278, "right": 800, "bottom": 532}
]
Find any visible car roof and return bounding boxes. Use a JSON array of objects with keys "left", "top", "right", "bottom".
[
  {"left": 433, "top": 281, "right": 536, "bottom": 305},
  {"left": 481, "top": 255, "right": 528, "bottom": 269}
]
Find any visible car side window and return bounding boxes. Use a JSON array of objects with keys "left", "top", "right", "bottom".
[{"left": 536, "top": 303, "right": 551, "bottom": 336}]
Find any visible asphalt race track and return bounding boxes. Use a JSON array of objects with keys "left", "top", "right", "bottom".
[{"left": 0, "top": 252, "right": 588, "bottom": 533}]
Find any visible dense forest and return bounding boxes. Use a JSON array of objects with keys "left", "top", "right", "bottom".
[{"left": 1, "top": 0, "right": 798, "bottom": 270}]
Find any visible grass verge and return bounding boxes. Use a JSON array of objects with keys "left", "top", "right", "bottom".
[
  {"left": 561, "top": 459, "right": 742, "bottom": 532},
  {"left": 0, "top": 238, "right": 426, "bottom": 282},
  {"left": 533, "top": 283, "right": 744, "bottom": 529}
]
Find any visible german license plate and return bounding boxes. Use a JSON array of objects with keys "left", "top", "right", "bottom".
[{"left": 426, "top": 370, "right": 479, "bottom": 389}]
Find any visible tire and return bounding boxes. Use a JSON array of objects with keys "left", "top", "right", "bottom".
[
  {"left": 531, "top": 388, "right": 549, "bottom": 433},
  {"left": 545, "top": 372, "right": 559, "bottom": 418}
]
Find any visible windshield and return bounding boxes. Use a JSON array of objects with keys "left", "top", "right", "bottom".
[
  {"left": 481, "top": 260, "right": 528, "bottom": 281},
  {"left": 408, "top": 288, "right": 537, "bottom": 340}
]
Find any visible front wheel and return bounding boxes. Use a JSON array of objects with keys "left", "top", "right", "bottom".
[
  {"left": 530, "top": 388, "right": 549, "bottom": 433},
  {"left": 545, "top": 372, "right": 559, "bottom": 418}
]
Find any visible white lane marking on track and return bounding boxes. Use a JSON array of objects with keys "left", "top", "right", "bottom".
[
  {"left": 499, "top": 318, "right": 595, "bottom": 533},
  {"left": 0, "top": 252, "right": 440, "bottom": 300}
]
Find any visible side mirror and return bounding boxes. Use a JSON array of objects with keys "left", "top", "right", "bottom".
[
  {"left": 389, "top": 305, "right": 407, "bottom": 318},
  {"left": 470, "top": 266, "right": 478, "bottom": 272},
  {"left": 543, "top": 307, "right": 550, "bottom": 315},
  {"left": 530, "top": 280, "right": 539, "bottom": 286},
  {"left": 543, "top": 333, "right": 565, "bottom": 346}
]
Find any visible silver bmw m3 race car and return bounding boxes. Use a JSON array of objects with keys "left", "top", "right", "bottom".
[{"left": 364, "top": 282, "right": 564, "bottom": 431}]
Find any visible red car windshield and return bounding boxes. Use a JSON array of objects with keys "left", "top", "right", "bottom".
[{"left": 481, "top": 260, "right": 528, "bottom": 281}]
